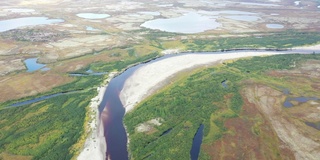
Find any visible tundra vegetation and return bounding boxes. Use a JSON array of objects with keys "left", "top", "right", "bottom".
[
  {"left": 124, "top": 53, "right": 320, "bottom": 159},
  {"left": 1, "top": 0, "right": 320, "bottom": 159},
  {"left": 0, "top": 32, "right": 320, "bottom": 159}
]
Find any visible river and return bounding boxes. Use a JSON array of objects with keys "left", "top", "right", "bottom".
[
  {"left": 6, "top": 48, "right": 319, "bottom": 160},
  {"left": 98, "top": 49, "right": 320, "bottom": 160},
  {"left": 98, "top": 54, "right": 178, "bottom": 160}
]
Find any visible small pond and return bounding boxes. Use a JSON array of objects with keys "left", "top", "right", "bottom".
[
  {"left": 305, "top": 121, "right": 320, "bottom": 131},
  {"left": 283, "top": 96, "right": 318, "bottom": 108},
  {"left": 141, "top": 12, "right": 221, "bottom": 34},
  {"left": 221, "top": 80, "right": 228, "bottom": 88},
  {"left": 86, "top": 26, "right": 99, "bottom": 31},
  {"left": 76, "top": 13, "right": 110, "bottom": 19},
  {"left": 24, "top": 58, "right": 49, "bottom": 72},
  {"left": 266, "top": 24, "right": 284, "bottom": 29},
  {"left": 0, "top": 17, "right": 64, "bottom": 32}
]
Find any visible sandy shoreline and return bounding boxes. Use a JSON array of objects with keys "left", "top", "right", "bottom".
[
  {"left": 77, "top": 72, "right": 117, "bottom": 160},
  {"left": 119, "top": 51, "right": 288, "bottom": 113},
  {"left": 77, "top": 45, "right": 320, "bottom": 160},
  {"left": 119, "top": 45, "right": 320, "bottom": 113}
]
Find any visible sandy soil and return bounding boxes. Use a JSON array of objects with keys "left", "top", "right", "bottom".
[
  {"left": 77, "top": 72, "right": 117, "bottom": 160},
  {"left": 77, "top": 86, "right": 106, "bottom": 160},
  {"left": 120, "top": 51, "right": 286, "bottom": 113}
]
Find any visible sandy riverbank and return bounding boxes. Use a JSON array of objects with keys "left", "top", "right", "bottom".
[
  {"left": 77, "top": 72, "right": 117, "bottom": 160},
  {"left": 120, "top": 51, "right": 288, "bottom": 113}
]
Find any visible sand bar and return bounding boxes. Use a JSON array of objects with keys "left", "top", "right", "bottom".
[
  {"left": 120, "top": 51, "right": 288, "bottom": 113},
  {"left": 77, "top": 72, "right": 117, "bottom": 160}
]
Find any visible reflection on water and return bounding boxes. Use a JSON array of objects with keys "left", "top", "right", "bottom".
[
  {"left": 0, "top": 17, "right": 64, "bottom": 32},
  {"left": 24, "top": 58, "right": 49, "bottom": 72},
  {"left": 141, "top": 12, "right": 221, "bottom": 34}
]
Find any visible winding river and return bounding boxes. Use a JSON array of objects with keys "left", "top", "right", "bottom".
[
  {"left": 98, "top": 54, "right": 177, "bottom": 160},
  {"left": 99, "top": 48, "right": 320, "bottom": 160},
  {"left": 6, "top": 48, "right": 320, "bottom": 160}
]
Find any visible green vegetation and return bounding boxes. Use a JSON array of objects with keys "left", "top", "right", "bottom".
[
  {"left": 182, "top": 32, "right": 320, "bottom": 51},
  {"left": 0, "top": 90, "right": 95, "bottom": 159},
  {"left": 76, "top": 51, "right": 159, "bottom": 73},
  {"left": 1, "top": 29, "right": 320, "bottom": 159},
  {"left": 124, "top": 53, "right": 320, "bottom": 159},
  {"left": 0, "top": 50, "right": 161, "bottom": 159}
]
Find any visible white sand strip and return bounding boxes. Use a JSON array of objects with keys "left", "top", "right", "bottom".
[
  {"left": 77, "top": 72, "right": 117, "bottom": 160},
  {"left": 120, "top": 51, "right": 286, "bottom": 113}
]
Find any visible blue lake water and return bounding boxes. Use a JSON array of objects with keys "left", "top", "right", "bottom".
[
  {"left": 141, "top": 12, "right": 221, "bottom": 34},
  {"left": 24, "top": 58, "right": 48, "bottom": 72},
  {"left": 0, "top": 17, "right": 64, "bottom": 32}
]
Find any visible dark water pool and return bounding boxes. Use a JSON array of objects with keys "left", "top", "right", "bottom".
[
  {"left": 283, "top": 97, "right": 318, "bottom": 108},
  {"left": 190, "top": 124, "right": 204, "bottom": 160}
]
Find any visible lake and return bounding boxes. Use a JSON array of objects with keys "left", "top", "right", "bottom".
[
  {"left": 24, "top": 58, "right": 49, "bottom": 72},
  {"left": 141, "top": 12, "right": 221, "bottom": 34},
  {"left": 0, "top": 17, "right": 64, "bottom": 32}
]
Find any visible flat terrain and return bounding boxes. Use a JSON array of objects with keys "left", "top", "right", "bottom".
[{"left": 1, "top": 0, "right": 320, "bottom": 102}]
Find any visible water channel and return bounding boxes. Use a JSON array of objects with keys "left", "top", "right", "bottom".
[
  {"left": 8, "top": 49, "right": 320, "bottom": 159},
  {"left": 98, "top": 50, "right": 287, "bottom": 160}
]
